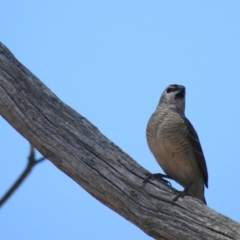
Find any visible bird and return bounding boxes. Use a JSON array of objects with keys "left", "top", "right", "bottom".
[{"left": 144, "top": 84, "right": 208, "bottom": 204}]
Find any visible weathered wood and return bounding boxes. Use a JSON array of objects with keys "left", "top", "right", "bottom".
[{"left": 0, "top": 42, "right": 239, "bottom": 239}]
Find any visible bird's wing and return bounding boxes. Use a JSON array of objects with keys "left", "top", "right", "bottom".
[{"left": 183, "top": 117, "right": 208, "bottom": 188}]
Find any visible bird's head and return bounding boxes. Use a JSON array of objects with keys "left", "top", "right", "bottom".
[{"left": 158, "top": 84, "right": 186, "bottom": 114}]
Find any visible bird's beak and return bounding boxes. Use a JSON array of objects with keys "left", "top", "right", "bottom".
[{"left": 176, "top": 86, "right": 185, "bottom": 98}]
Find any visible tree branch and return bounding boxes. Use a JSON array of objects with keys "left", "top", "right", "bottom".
[
  {"left": 0, "top": 145, "right": 46, "bottom": 207},
  {"left": 0, "top": 42, "right": 239, "bottom": 239}
]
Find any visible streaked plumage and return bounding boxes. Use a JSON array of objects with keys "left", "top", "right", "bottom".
[{"left": 146, "top": 84, "right": 208, "bottom": 204}]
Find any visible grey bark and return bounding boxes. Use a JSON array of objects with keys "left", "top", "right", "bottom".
[{"left": 0, "top": 42, "right": 239, "bottom": 240}]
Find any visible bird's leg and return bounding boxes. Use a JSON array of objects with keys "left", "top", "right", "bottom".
[
  {"left": 172, "top": 181, "right": 192, "bottom": 202},
  {"left": 142, "top": 173, "right": 172, "bottom": 187}
]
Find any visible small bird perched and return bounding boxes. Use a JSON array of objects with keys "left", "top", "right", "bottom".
[{"left": 145, "top": 84, "right": 208, "bottom": 204}]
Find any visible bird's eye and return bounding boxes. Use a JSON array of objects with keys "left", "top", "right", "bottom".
[{"left": 166, "top": 87, "right": 176, "bottom": 93}]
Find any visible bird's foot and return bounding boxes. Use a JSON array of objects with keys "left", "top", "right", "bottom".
[
  {"left": 172, "top": 190, "right": 187, "bottom": 202},
  {"left": 142, "top": 173, "right": 172, "bottom": 187},
  {"left": 172, "top": 184, "right": 191, "bottom": 202}
]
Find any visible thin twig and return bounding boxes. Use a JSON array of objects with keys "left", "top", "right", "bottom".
[{"left": 0, "top": 145, "right": 46, "bottom": 207}]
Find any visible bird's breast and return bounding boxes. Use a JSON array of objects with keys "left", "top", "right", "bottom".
[{"left": 147, "top": 110, "right": 199, "bottom": 187}]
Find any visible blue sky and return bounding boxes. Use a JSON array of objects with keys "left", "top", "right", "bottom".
[{"left": 1, "top": 1, "right": 240, "bottom": 239}]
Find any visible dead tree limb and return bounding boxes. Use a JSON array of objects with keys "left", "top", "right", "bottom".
[{"left": 0, "top": 42, "right": 239, "bottom": 239}]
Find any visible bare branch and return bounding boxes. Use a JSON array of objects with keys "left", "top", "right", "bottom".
[
  {"left": 0, "top": 42, "right": 239, "bottom": 239},
  {"left": 0, "top": 145, "right": 46, "bottom": 207}
]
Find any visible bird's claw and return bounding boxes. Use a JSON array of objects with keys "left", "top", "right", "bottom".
[
  {"left": 172, "top": 191, "right": 186, "bottom": 202},
  {"left": 142, "top": 173, "right": 172, "bottom": 187},
  {"left": 172, "top": 185, "right": 190, "bottom": 202}
]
